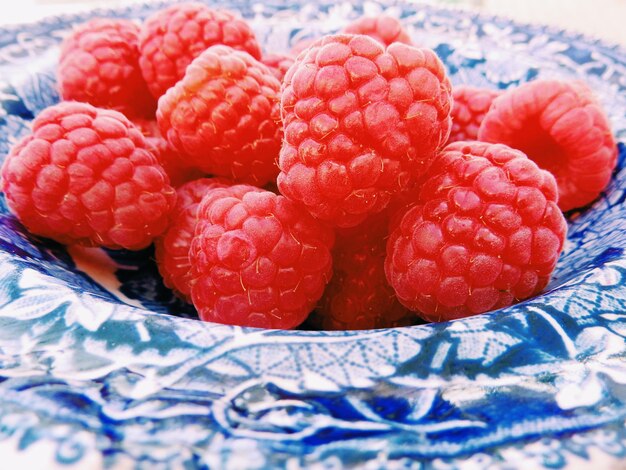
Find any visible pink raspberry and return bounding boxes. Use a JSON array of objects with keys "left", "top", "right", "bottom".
[
  {"left": 157, "top": 45, "right": 282, "bottom": 186},
  {"left": 138, "top": 2, "right": 262, "bottom": 98},
  {"left": 133, "top": 118, "right": 204, "bottom": 187},
  {"left": 448, "top": 85, "right": 500, "bottom": 142},
  {"left": 313, "top": 211, "right": 414, "bottom": 330},
  {"left": 1, "top": 102, "right": 176, "bottom": 250},
  {"left": 478, "top": 79, "right": 618, "bottom": 212},
  {"left": 189, "top": 186, "right": 335, "bottom": 328},
  {"left": 385, "top": 141, "right": 567, "bottom": 322},
  {"left": 278, "top": 34, "right": 452, "bottom": 227},
  {"left": 58, "top": 18, "right": 156, "bottom": 118},
  {"left": 290, "top": 38, "right": 318, "bottom": 57},
  {"left": 261, "top": 53, "right": 295, "bottom": 81},
  {"left": 154, "top": 178, "right": 242, "bottom": 301},
  {"left": 343, "top": 15, "right": 413, "bottom": 47}
]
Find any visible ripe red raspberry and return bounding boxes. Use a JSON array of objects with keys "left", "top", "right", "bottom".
[
  {"left": 1, "top": 102, "right": 176, "bottom": 250},
  {"left": 313, "top": 211, "right": 414, "bottom": 330},
  {"left": 385, "top": 141, "right": 567, "bottom": 322},
  {"left": 189, "top": 186, "right": 335, "bottom": 328},
  {"left": 343, "top": 15, "right": 413, "bottom": 47},
  {"left": 133, "top": 119, "right": 204, "bottom": 186},
  {"left": 138, "top": 2, "right": 262, "bottom": 98},
  {"left": 154, "top": 177, "right": 240, "bottom": 301},
  {"left": 386, "top": 181, "right": 423, "bottom": 232},
  {"left": 157, "top": 45, "right": 282, "bottom": 186},
  {"left": 58, "top": 18, "right": 155, "bottom": 118},
  {"left": 278, "top": 34, "right": 452, "bottom": 228},
  {"left": 478, "top": 79, "right": 618, "bottom": 212},
  {"left": 261, "top": 53, "right": 295, "bottom": 82},
  {"left": 145, "top": 137, "right": 205, "bottom": 187},
  {"left": 448, "top": 85, "right": 500, "bottom": 143}
]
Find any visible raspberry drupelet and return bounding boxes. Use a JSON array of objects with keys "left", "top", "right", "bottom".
[
  {"left": 385, "top": 141, "right": 567, "bottom": 322},
  {"left": 138, "top": 2, "right": 262, "bottom": 98},
  {"left": 343, "top": 15, "right": 413, "bottom": 47},
  {"left": 478, "top": 79, "right": 617, "bottom": 212},
  {"left": 1, "top": 102, "right": 176, "bottom": 250},
  {"left": 58, "top": 18, "right": 155, "bottom": 118},
  {"left": 154, "top": 178, "right": 243, "bottom": 302},
  {"left": 448, "top": 85, "right": 500, "bottom": 143},
  {"left": 278, "top": 34, "right": 453, "bottom": 228},
  {"left": 157, "top": 45, "right": 282, "bottom": 186},
  {"left": 189, "top": 186, "right": 335, "bottom": 329}
]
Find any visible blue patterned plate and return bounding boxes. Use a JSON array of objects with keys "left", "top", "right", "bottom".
[{"left": 1, "top": 1, "right": 626, "bottom": 468}]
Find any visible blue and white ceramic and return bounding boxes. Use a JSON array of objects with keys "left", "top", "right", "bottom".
[{"left": 1, "top": 1, "right": 626, "bottom": 468}]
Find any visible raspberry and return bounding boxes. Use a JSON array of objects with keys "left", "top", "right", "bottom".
[
  {"left": 133, "top": 119, "right": 204, "bottom": 186},
  {"left": 448, "top": 85, "right": 500, "bottom": 142},
  {"left": 157, "top": 45, "right": 282, "bottom": 186},
  {"left": 278, "top": 34, "right": 452, "bottom": 227},
  {"left": 189, "top": 186, "right": 335, "bottom": 328},
  {"left": 58, "top": 18, "right": 155, "bottom": 118},
  {"left": 261, "top": 53, "right": 295, "bottom": 81},
  {"left": 386, "top": 181, "right": 423, "bottom": 231},
  {"left": 1, "top": 102, "right": 176, "bottom": 250},
  {"left": 138, "top": 3, "right": 262, "bottom": 98},
  {"left": 154, "top": 178, "right": 240, "bottom": 301},
  {"left": 385, "top": 141, "right": 567, "bottom": 322},
  {"left": 478, "top": 79, "right": 618, "bottom": 212},
  {"left": 290, "top": 38, "right": 318, "bottom": 57},
  {"left": 145, "top": 136, "right": 204, "bottom": 187},
  {"left": 343, "top": 15, "right": 413, "bottom": 47},
  {"left": 313, "top": 211, "right": 414, "bottom": 330}
]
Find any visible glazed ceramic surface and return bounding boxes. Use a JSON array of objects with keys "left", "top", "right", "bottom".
[{"left": 0, "top": 1, "right": 626, "bottom": 468}]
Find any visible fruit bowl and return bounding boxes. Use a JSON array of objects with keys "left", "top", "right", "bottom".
[{"left": 1, "top": 1, "right": 626, "bottom": 467}]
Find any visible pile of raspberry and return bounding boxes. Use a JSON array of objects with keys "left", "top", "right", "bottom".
[{"left": 0, "top": 4, "right": 618, "bottom": 330}]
